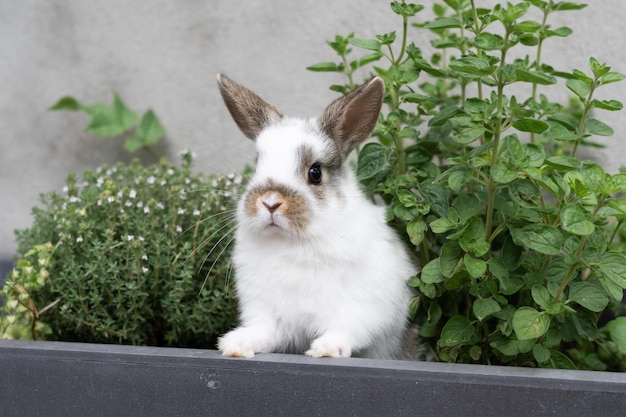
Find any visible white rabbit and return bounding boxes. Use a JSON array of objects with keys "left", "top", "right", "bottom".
[{"left": 216, "top": 74, "right": 417, "bottom": 359}]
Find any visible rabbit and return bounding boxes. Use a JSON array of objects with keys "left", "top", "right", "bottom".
[{"left": 215, "top": 74, "right": 418, "bottom": 359}]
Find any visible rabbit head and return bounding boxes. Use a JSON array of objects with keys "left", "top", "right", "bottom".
[{"left": 216, "top": 74, "right": 384, "bottom": 240}]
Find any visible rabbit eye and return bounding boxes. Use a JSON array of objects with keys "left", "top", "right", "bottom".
[{"left": 308, "top": 163, "right": 322, "bottom": 185}]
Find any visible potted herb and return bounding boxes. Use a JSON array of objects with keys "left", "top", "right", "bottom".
[
  {"left": 1, "top": 151, "right": 242, "bottom": 346},
  {"left": 309, "top": 0, "right": 626, "bottom": 371}
]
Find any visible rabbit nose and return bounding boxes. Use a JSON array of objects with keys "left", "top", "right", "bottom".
[{"left": 263, "top": 201, "right": 282, "bottom": 213}]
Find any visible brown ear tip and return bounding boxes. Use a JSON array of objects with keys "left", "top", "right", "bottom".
[
  {"left": 370, "top": 76, "right": 385, "bottom": 90},
  {"left": 216, "top": 73, "right": 232, "bottom": 87}
]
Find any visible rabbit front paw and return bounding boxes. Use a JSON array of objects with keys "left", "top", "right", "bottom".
[
  {"left": 217, "top": 327, "right": 270, "bottom": 358},
  {"left": 305, "top": 333, "right": 352, "bottom": 358}
]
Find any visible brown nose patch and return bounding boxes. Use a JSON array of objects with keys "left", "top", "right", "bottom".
[{"left": 245, "top": 180, "right": 310, "bottom": 232}]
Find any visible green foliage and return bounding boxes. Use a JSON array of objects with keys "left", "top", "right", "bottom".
[
  {"left": 0, "top": 243, "right": 56, "bottom": 340},
  {"left": 50, "top": 94, "right": 165, "bottom": 153},
  {"left": 310, "top": 0, "right": 626, "bottom": 370},
  {"left": 2, "top": 152, "right": 242, "bottom": 347}
]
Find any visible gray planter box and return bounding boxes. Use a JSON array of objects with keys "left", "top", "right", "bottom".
[{"left": 0, "top": 340, "right": 624, "bottom": 417}]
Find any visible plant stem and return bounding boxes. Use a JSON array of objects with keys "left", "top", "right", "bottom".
[
  {"left": 341, "top": 53, "right": 355, "bottom": 88},
  {"left": 485, "top": 29, "right": 511, "bottom": 242},
  {"left": 530, "top": 1, "right": 552, "bottom": 144},
  {"left": 571, "top": 84, "right": 596, "bottom": 158},
  {"left": 469, "top": 0, "right": 484, "bottom": 101},
  {"left": 389, "top": 85, "right": 406, "bottom": 175},
  {"left": 396, "top": 12, "right": 409, "bottom": 66},
  {"left": 554, "top": 236, "right": 586, "bottom": 302},
  {"left": 609, "top": 219, "right": 623, "bottom": 245},
  {"left": 457, "top": 5, "right": 468, "bottom": 106},
  {"left": 554, "top": 199, "right": 604, "bottom": 302},
  {"left": 142, "top": 145, "right": 160, "bottom": 162},
  {"left": 389, "top": 10, "right": 410, "bottom": 175}
]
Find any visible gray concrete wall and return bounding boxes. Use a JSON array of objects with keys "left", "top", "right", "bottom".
[{"left": 2, "top": 0, "right": 625, "bottom": 256}]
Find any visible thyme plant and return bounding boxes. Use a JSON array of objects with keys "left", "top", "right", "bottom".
[
  {"left": 309, "top": 0, "right": 626, "bottom": 370},
  {"left": 2, "top": 152, "right": 241, "bottom": 347}
]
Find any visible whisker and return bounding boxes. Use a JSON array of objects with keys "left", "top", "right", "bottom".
[
  {"left": 182, "top": 188, "right": 240, "bottom": 194},
  {"left": 176, "top": 209, "right": 237, "bottom": 242},
  {"left": 198, "top": 227, "right": 237, "bottom": 295},
  {"left": 181, "top": 215, "right": 237, "bottom": 267},
  {"left": 223, "top": 255, "right": 235, "bottom": 295}
]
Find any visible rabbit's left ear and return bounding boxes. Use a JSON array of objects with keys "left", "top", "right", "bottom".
[
  {"left": 318, "top": 77, "right": 384, "bottom": 156},
  {"left": 217, "top": 74, "right": 283, "bottom": 140}
]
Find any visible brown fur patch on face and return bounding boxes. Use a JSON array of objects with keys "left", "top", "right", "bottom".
[
  {"left": 244, "top": 180, "right": 310, "bottom": 233},
  {"left": 296, "top": 140, "right": 345, "bottom": 203}
]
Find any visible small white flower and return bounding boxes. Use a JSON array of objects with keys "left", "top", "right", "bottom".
[
  {"left": 144, "top": 206, "right": 150, "bottom": 214},
  {"left": 69, "top": 196, "right": 80, "bottom": 203},
  {"left": 62, "top": 186, "right": 69, "bottom": 193},
  {"left": 125, "top": 200, "right": 133, "bottom": 207},
  {"left": 127, "top": 235, "right": 134, "bottom": 241},
  {"left": 160, "top": 179, "right": 167, "bottom": 186},
  {"left": 178, "top": 148, "right": 197, "bottom": 159},
  {"left": 129, "top": 189, "right": 137, "bottom": 199},
  {"left": 96, "top": 177, "right": 105, "bottom": 187},
  {"left": 136, "top": 201, "right": 144, "bottom": 208},
  {"left": 184, "top": 178, "right": 191, "bottom": 185},
  {"left": 156, "top": 202, "right": 164, "bottom": 210},
  {"left": 193, "top": 209, "right": 200, "bottom": 216},
  {"left": 97, "top": 200, "right": 102, "bottom": 206},
  {"left": 176, "top": 225, "right": 182, "bottom": 233},
  {"left": 177, "top": 208, "right": 185, "bottom": 215},
  {"left": 142, "top": 267, "right": 149, "bottom": 274},
  {"left": 142, "top": 254, "right": 148, "bottom": 260},
  {"left": 138, "top": 236, "right": 145, "bottom": 242},
  {"left": 76, "top": 236, "right": 83, "bottom": 243},
  {"left": 147, "top": 176, "right": 156, "bottom": 185},
  {"left": 167, "top": 168, "right": 174, "bottom": 176},
  {"left": 107, "top": 196, "right": 115, "bottom": 203}
]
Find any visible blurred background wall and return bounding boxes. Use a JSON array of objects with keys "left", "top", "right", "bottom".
[{"left": 1, "top": 0, "right": 625, "bottom": 256}]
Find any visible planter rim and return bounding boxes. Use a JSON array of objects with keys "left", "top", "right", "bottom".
[
  {"left": 1, "top": 339, "right": 624, "bottom": 384},
  {"left": 1, "top": 339, "right": 625, "bottom": 417}
]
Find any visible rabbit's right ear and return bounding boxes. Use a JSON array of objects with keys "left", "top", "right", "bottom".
[{"left": 217, "top": 74, "right": 283, "bottom": 140}]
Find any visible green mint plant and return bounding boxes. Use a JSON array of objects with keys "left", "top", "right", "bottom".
[
  {"left": 309, "top": 0, "right": 626, "bottom": 370},
  {"left": 2, "top": 152, "right": 242, "bottom": 347},
  {"left": 50, "top": 94, "right": 165, "bottom": 154}
]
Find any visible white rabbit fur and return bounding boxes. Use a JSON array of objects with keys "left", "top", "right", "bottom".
[{"left": 216, "top": 74, "right": 417, "bottom": 359}]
